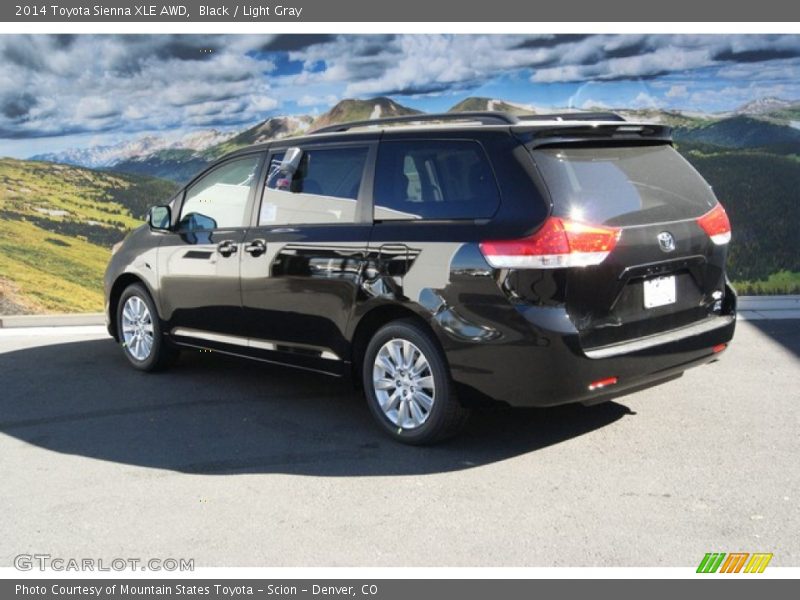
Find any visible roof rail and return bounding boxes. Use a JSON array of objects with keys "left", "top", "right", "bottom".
[
  {"left": 310, "top": 111, "right": 519, "bottom": 134},
  {"left": 517, "top": 112, "right": 626, "bottom": 122}
]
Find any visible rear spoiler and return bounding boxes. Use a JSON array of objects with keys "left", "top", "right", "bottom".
[{"left": 516, "top": 122, "right": 673, "bottom": 148}]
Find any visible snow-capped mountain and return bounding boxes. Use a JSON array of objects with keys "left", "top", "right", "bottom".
[
  {"left": 32, "top": 129, "right": 237, "bottom": 169},
  {"left": 105, "top": 116, "right": 315, "bottom": 182},
  {"left": 735, "top": 97, "right": 793, "bottom": 115}
]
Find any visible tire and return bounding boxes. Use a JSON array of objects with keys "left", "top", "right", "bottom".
[
  {"left": 363, "top": 318, "right": 470, "bottom": 445},
  {"left": 116, "top": 283, "right": 177, "bottom": 371}
]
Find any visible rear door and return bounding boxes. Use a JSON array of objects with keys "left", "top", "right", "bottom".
[
  {"left": 239, "top": 139, "right": 377, "bottom": 374},
  {"left": 530, "top": 143, "right": 730, "bottom": 349},
  {"left": 368, "top": 137, "right": 504, "bottom": 299}
]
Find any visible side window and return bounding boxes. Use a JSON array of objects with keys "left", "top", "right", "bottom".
[
  {"left": 374, "top": 140, "right": 500, "bottom": 221},
  {"left": 260, "top": 146, "right": 368, "bottom": 226},
  {"left": 179, "top": 155, "right": 261, "bottom": 230}
]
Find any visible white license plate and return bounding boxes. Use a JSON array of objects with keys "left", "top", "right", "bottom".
[{"left": 643, "top": 275, "right": 676, "bottom": 309}]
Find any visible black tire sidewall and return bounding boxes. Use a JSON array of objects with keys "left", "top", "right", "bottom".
[
  {"left": 362, "top": 320, "right": 454, "bottom": 444},
  {"left": 117, "top": 283, "right": 165, "bottom": 371}
]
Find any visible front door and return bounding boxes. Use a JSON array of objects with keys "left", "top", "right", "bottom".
[{"left": 157, "top": 152, "right": 264, "bottom": 342}]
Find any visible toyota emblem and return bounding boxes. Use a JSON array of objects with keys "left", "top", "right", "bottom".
[{"left": 657, "top": 231, "right": 676, "bottom": 252}]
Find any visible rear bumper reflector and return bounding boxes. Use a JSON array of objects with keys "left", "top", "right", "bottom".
[{"left": 588, "top": 376, "right": 618, "bottom": 391}]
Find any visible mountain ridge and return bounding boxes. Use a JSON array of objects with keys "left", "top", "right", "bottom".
[
  {"left": 32, "top": 128, "right": 236, "bottom": 169},
  {"left": 24, "top": 95, "right": 800, "bottom": 184}
]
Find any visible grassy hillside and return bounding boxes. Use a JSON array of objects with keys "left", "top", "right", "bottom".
[
  {"left": 677, "top": 143, "right": 800, "bottom": 287},
  {"left": 674, "top": 116, "right": 800, "bottom": 153},
  {"left": 0, "top": 159, "right": 176, "bottom": 314},
  {"left": 616, "top": 109, "right": 711, "bottom": 128},
  {"left": 111, "top": 149, "right": 209, "bottom": 185},
  {"left": 733, "top": 270, "right": 800, "bottom": 295}
]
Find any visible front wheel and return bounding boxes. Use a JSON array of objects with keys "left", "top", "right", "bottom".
[
  {"left": 116, "top": 283, "right": 177, "bottom": 371},
  {"left": 363, "top": 319, "right": 470, "bottom": 445}
]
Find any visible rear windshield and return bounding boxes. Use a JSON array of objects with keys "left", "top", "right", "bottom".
[{"left": 531, "top": 145, "right": 717, "bottom": 226}]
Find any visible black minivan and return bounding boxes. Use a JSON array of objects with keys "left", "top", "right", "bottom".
[{"left": 104, "top": 111, "right": 736, "bottom": 444}]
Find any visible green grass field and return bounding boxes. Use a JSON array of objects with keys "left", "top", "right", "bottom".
[
  {"left": 0, "top": 158, "right": 175, "bottom": 314},
  {"left": 733, "top": 271, "right": 800, "bottom": 295}
]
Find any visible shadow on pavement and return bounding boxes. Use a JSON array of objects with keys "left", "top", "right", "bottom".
[
  {"left": 0, "top": 338, "right": 633, "bottom": 475},
  {"left": 742, "top": 318, "right": 800, "bottom": 359}
]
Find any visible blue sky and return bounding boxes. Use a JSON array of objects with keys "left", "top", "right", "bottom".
[{"left": 1, "top": 34, "right": 800, "bottom": 157}]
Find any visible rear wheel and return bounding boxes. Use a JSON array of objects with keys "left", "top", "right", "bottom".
[
  {"left": 117, "top": 283, "right": 177, "bottom": 371},
  {"left": 363, "top": 319, "right": 469, "bottom": 444}
]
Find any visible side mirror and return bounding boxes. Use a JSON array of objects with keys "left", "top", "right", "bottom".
[
  {"left": 279, "top": 147, "right": 303, "bottom": 176},
  {"left": 148, "top": 205, "right": 171, "bottom": 231}
]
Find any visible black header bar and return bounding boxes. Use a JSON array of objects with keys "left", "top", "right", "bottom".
[{"left": 2, "top": 0, "right": 800, "bottom": 22}]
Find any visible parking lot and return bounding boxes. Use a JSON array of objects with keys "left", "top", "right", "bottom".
[{"left": 1, "top": 318, "right": 798, "bottom": 567}]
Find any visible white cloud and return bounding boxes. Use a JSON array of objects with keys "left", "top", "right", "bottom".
[
  {"left": 285, "top": 34, "right": 800, "bottom": 99},
  {"left": 665, "top": 85, "right": 689, "bottom": 98},
  {"left": 297, "top": 94, "right": 338, "bottom": 107},
  {"left": 631, "top": 92, "right": 662, "bottom": 109},
  {"left": 579, "top": 98, "right": 611, "bottom": 110},
  {"left": 0, "top": 35, "right": 280, "bottom": 137},
  {"left": 2, "top": 33, "right": 800, "bottom": 142}
]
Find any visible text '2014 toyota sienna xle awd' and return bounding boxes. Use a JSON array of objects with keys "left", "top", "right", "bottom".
[{"left": 104, "top": 111, "right": 736, "bottom": 444}]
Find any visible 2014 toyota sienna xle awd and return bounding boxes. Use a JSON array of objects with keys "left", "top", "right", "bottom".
[{"left": 104, "top": 111, "right": 736, "bottom": 444}]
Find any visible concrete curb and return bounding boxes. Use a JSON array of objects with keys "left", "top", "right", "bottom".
[
  {"left": 0, "top": 296, "right": 798, "bottom": 328},
  {"left": 737, "top": 295, "right": 800, "bottom": 320},
  {"left": 0, "top": 313, "right": 105, "bottom": 328},
  {"left": 737, "top": 295, "right": 800, "bottom": 310}
]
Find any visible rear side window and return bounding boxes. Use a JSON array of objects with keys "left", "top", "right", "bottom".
[
  {"left": 532, "top": 145, "right": 717, "bottom": 227},
  {"left": 260, "top": 146, "right": 368, "bottom": 225},
  {"left": 374, "top": 140, "right": 500, "bottom": 221}
]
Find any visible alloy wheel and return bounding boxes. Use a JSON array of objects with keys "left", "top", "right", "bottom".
[
  {"left": 372, "top": 338, "right": 435, "bottom": 429},
  {"left": 121, "top": 295, "right": 154, "bottom": 361}
]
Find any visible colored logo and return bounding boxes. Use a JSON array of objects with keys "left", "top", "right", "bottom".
[{"left": 697, "top": 552, "right": 773, "bottom": 573}]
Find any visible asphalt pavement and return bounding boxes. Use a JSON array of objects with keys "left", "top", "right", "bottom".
[{"left": 0, "top": 318, "right": 798, "bottom": 567}]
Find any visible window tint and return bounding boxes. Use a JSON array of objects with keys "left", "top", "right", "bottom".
[
  {"left": 374, "top": 140, "right": 500, "bottom": 221},
  {"left": 532, "top": 145, "right": 717, "bottom": 227},
  {"left": 179, "top": 155, "right": 260, "bottom": 230},
  {"left": 260, "top": 146, "right": 367, "bottom": 226}
]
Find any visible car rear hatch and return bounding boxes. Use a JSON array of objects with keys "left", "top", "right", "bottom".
[{"left": 527, "top": 140, "right": 732, "bottom": 354}]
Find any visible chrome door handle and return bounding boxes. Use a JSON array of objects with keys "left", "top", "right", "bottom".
[
  {"left": 244, "top": 239, "right": 266, "bottom": 256},
  {"left": 269, "top": 227, "right": 298, "bottom": 233},
  {"left": 216, "top": 240, "right": 237, "bottom": 257}
]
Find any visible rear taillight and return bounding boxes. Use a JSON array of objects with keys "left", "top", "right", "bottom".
[
  {"left": 479, "top": 217, "right": 620, "bottom": 269},
  {"left": 697, "top": 203, "right": 731, "bottom": 245}
]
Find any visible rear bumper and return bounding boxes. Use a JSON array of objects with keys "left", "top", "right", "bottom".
[
  {"left": 582, "top": 314, "right": 734, "bottom": 359},
  {"left": 437, "top": 302, "right": 736, "bottom": 408}
]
